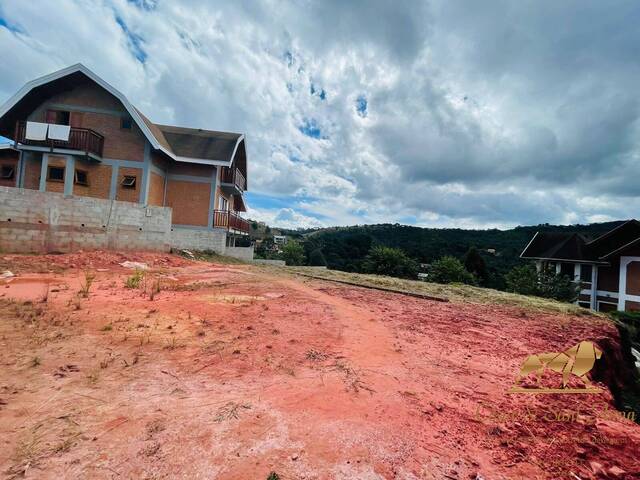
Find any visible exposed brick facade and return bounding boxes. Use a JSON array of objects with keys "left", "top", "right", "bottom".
[
  {"left": 0, "top": 150, "right": 18, "bottom": 188},
  {"left": 166, "top": 180, "right": 211, "bottom": 226},
  {"left": 148, "top": 172, "right": 165, "bottom": 206},
  {"left": 73, "top": 161, "right": 112, "bottom": 199},
  {"left": 29, "top": 81, "right": 145, "bottom": 162},
  {"left": 45, "top": 155, "right": 66, "bottom": 194},
  {"left": 116, "top": 167, "right": 143, "bottom": 203}
]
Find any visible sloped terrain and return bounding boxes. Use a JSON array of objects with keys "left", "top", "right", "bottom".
[{"left": 0, "top": 252, "right": 639, "bottom": 479}]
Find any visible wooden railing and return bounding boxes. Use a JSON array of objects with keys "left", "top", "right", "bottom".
[
  {"left": 220, "top": 166, "right": 246, "bottom": 191},
  {"left": 213, "top": 209, "right": 250, "bottom": 233},
  {"left": 15, "top": 121, "right": 105, "bottom": 157}
]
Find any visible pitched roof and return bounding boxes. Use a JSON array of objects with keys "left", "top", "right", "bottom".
[
  {"left": 0, "top": 63, "right": 245, "bottom": 167},
  {"left": 521, "top": 220, "right": 640, "bottom": 263}
]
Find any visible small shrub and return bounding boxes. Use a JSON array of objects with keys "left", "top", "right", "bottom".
[
  {"left": 125, "top": 270, "right": 145, "bottom": 289},
  {"left": 361, "top": 245, "right": 418, "bottom": 279},
  {"left": 31, "top": 356, "right": 41, "bottom": 367},
  {"left": 505, "top": 265, "right": 539, "bottom": 296},
  {"left": 79, "top": 271, "right": 95, "bottom": 298},
  {"left": 429, "top": 256, "right": 476, "bottom": 285},
  {"left": 267, "top": 473, "right": 280, "bottom": 480}
]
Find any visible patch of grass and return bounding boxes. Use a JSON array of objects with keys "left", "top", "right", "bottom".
[
  {"left": 100, "top": 324, "right": 113, "bottom": 332},
  {"left": 286, "top": 267, "right": 606, "bottom": 317},
  {"left": 213, "top": 401, "right": 251, "bottom": 422},
  {"left": 305, "top": 349, "right": 329, "bottom": 361},
  {"left": 267, "top": 473, "right": 280, "bottom": 480},
  {"left": 124, "top": 269, "right": 145, "bottom": 289},
  {"left": 78, "top": 271, "right": 95, "bottom": 298}
]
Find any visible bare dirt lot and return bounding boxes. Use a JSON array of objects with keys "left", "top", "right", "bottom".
[{"left": 1, "top": 252, "right": 639, "bottom": 479}]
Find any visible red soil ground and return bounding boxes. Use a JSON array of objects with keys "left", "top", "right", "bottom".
[{"left": 0, "top": 252, "right": 639, "bottom": 479}]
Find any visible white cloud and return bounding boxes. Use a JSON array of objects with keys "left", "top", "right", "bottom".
[{"left": 1, "top": 0, "right": 639, "bottom": 229}]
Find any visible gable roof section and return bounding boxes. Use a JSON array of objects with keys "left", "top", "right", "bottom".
[
  {"left": 521, "top": 220, "right": 640, "bottom": 263},
  {"left": 520, "top": 232, "right": 597, "bottom": 263},
  {"left": 0, "top": 63, "right": 245, "bottom": 167}
]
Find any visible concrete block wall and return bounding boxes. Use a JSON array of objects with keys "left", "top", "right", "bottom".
[
  {"left": 170, "top": 227, "right": 226, "bottom": 254},
  {"left": 0, "top": 186, "right": 172, "bottom": 253},
  {"left": 225, "top": 245, "right": 255, "bottom": 261}
]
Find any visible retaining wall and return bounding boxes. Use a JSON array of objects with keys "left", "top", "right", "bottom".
[
  {"left": 0, "top": 186, "right": 171, "bottom": 253},
  {"left": 169, "top": 227, "right": 226, "bottom": 254}
]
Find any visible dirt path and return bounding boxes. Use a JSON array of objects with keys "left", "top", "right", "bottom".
[{"left": 0, "top": 252, "right": 639, "bottom": 479}]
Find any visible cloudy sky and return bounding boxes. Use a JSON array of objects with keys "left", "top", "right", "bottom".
[{"left": 1, "top": 1, "right": 639, "bottom": 230}]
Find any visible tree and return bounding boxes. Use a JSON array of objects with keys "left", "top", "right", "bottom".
[
  {"left": 281, "top": 240, "right": 305, "bottom": 266},
  {"left": 505, "top": 264, "right": 539, "bottom": 296},
  {"left": 361, "top": 245, "right": 418, "bottom": 279},
  {"left": 464, "top": 247, "right": 487, "bottom": 283},
  {"left": 505, "top": 264, "right": 578, "bottom": 302},
  {"left": 309, "top": 248, "right": 327, "bottom": 266},
  {"left": 537, "top": 269, "right": 579, "bottom": 302},
  {"left": 429, "top": 256, "right": 476, "bottom": 285}
]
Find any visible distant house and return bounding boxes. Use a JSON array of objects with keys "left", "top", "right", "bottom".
[
  {"left": 521, "top": 220, "right": 640, "bottom": 312},
  {"left": 273, "top": 235, "right": 287, "bottom": 246},
  {"left": 0, "top": 64, "right": 250, "bottom": 254}
]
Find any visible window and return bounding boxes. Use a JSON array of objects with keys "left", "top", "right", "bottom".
[
  {"left": 46, "top": 110, "right": 70, "bottom": 125},
  {"left": 1, "top": 165, "right": 15, "bottom": 180},
  {"left": 121, "top": 175, "right": 137, "bottom": 189},
  {"left": 74, "top": 169, "right": 88, "bottom": 186},
  {"left": 47, "top": 166, "right": 65, "bottom": 182},
  {"left": 218, "top": 196, "right": 228, "bottom": 211},
  {"left": 120, "top": 116, "right": 132, "bottom": 129},
  {"left": 580, "top": 264, "right": 593, "bottom": 283}
]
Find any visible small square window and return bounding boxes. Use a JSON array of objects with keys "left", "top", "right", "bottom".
[
  {"left": 121, "top": 175, "right": 137, "bottom": 189},
  {"left": 121, "top": 116, "right": 132, "bottom": 129},
  {"left": 1, "top": 165, "right": 15, "bottom": 180},
  {"left": 47, "top": 166, "right": 65, "bottom": 182},
  {"left": 74, "top": 169, "right": 88, "bottom": 186}
]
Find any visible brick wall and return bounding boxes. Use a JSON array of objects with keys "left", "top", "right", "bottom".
[
  {"left": 116, "top": 166, "right": 143, "bottom": 203},
  {"left": 45, "top": 155, "right": 66, "bottom": 193},
  {"left": 0, "top": 150, "right": 18, "bottom": 188},
  {"left": 165, "top": 180, "right": 210, "bottom": 226},
  {"left": 148, "top": 172, "right": 165, "bottom": 206},
  {"left": 73, "top": 162, "right": 112, "bottom": 199},
  {"left": 29, "top": 81, "right": 146, "bottom": 162},
  {"left": 0, "top": 186, "right": 171, "bottom": 253},
  {"left": 22, "top": 154, "right": 41, "bottom": 190}
]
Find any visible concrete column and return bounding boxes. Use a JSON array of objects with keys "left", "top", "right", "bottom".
[
  {"left": 39, "top": 153, "right": 48, "bottom": 191},
  {"left": 591, "top": 266, "right": 598, "bottom": 310},
  {"left": 109, "top": 162, "right": 119, "bottom": 200},
  {"left": 63, "top": 155, "right": 75, "bottom": 196},
  {"left": 207, "top": 166, "right": 217, "bottom": 229},
  {"left": 140, "top": 141, "right": 151, "bottom": 204}
]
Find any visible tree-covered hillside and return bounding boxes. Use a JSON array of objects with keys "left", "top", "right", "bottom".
[{"left": 300, "top": 221, "right": 624, "bottom": 290}]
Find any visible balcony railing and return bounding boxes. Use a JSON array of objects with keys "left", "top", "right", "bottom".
[
  {"left": 213, "top": 209, "right": 250, "bottom": 234},
  {"left": 15, "top": 121, "right": 105, "bottom": 158},
  {"left": 220, "top": 166, "right": 246, "bottom": 192}
]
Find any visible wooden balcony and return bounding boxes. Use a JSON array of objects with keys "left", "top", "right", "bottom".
[
  {"left": 220, "top": 166, "right": 246, "bottom": 192},
  {"left": 213, "top": 209, "right": 250, "bottom": 234},
  {"left": 15, "top": 121, "right": 104, "bottom": 158}
]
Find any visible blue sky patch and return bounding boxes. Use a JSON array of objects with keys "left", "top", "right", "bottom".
[
  {"left": 356, "top": 95, "right": 368, "bottom": 117},
  {"left": 310, "top": 83, "right": 326, "bottom": 100},
  {"left": 115, "top": 15, "right": 147, "bottom": 63},
  {"left": 126, "top": 0, "right": 157, "bottom": 11},
  {"left": 0, "top": 16, "right": 22, "bottom": 33},
  {"left": 298, "top": 118, "right": 322, "bottom": 139}
]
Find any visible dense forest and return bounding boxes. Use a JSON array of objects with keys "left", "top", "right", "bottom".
[{"left": 286, "top": 221, "right": 624, "bottom": 290}]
